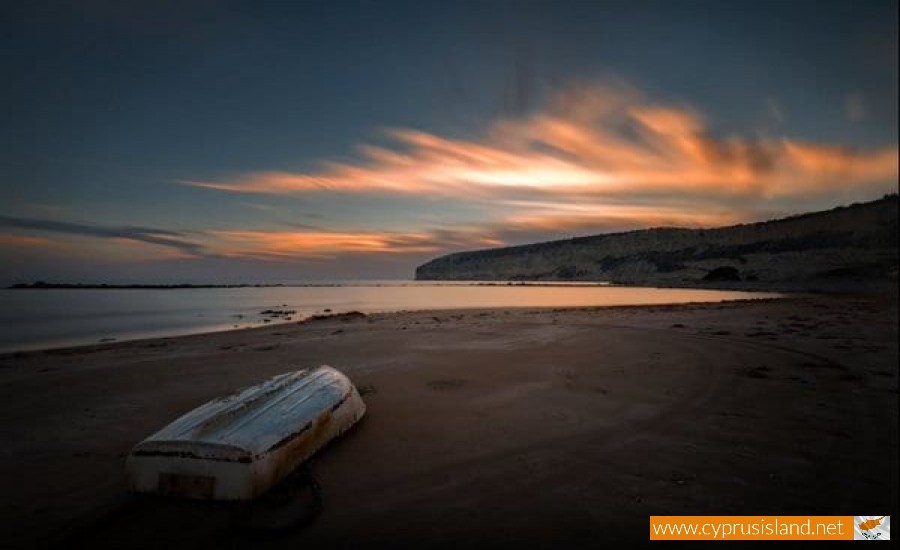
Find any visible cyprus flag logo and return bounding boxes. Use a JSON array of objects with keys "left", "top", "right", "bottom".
[{"left": 855, "top": 516, "right": 890, "bottom": 540}]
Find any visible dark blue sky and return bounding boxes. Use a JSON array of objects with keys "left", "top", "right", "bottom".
[{"left": 1, "top": 0, "right": 897, "bottom": 283}]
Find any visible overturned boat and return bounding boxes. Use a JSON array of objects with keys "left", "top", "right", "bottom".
[{"left": 126, "top": 365, "right": 366, "bottom": 501}]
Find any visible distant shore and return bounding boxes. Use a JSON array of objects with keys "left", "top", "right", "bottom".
[
  {"left": 1, "top": 290, "right": 896, "bottom": 546},
  {"left": 414, "top": 194, "right": 899, "bottom": 287},
  {"left": 6, "top": 280, "right": 613, "bottom": 290},
  {"left": 7, "top": 282, "right": 290, "bottom": 290},
  {"left": 8, "top": 278, "right": 894, "bottom": 294}
]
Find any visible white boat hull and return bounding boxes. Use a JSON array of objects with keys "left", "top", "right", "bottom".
[{"left": 126, "top": 366, "right": 366, "bottom": 500}]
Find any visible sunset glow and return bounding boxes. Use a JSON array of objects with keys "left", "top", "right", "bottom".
[
  {"left": 1, "top": 1, "right": 896, "bottom": 282},
  {"left": 206, "top": 229, "right": 503, "bottom": 260},
  {"left": 0, "top": 234, "right": 54, "bottom": 248},
  {"left": 185, "top": 83, "right": 897, "bottom": 203}
]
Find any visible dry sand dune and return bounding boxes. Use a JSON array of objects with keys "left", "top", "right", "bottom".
[{"left": 0, "top": 293, "right": 897, "bottom": 547}]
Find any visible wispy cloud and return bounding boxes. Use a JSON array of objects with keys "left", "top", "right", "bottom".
[
  {"left": 205, "top": 229, "right": 502, "bottom": 261},
  {"left": 7, "top": 80, "right": 897, "bottom": 271},
  {"left": 0, "top": 216, "right": 208, "bottom": 257},
  {"left": 0, "top": 233, "right": 55, "bottom": 248},
  {"left": 495, "top": 201, "right": 742, "bottom": 233},
  {"left": 182, "top": 80, "right": 897, "bottom": 205},
  {"left": 766, "top": 97, "right": 786, "bottom": 124},
  {"left": 0, "top": 215, "right": 503, "bottom": 263},
  {"left": 845, "top": 93, "right": 866, "bottom": 122}
]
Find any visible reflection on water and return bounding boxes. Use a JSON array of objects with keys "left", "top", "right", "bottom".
[{"left": 0, "top": 281, "right": 778, "bottom": 352}]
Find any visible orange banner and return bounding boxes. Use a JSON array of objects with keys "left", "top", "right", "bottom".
[{"left": 650, "top": 516, "right": 854, "bottom": 540}]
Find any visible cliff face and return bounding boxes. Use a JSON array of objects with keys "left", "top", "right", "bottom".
[{"left": 415, "top": 195, "right": 899, "bottom": 286}]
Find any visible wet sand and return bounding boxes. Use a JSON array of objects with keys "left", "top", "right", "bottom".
[{"left": 1, "top": 292, "right": 897, "bottom": 547}]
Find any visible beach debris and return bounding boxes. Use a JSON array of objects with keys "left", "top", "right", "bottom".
[
  {"left": 260, "top": 309, "right": 297, "bottom": 317},
  {"left": 126, "top": 366, "right": 366, "bottom": 501},
  {"left": 302, "top": 311, "right": 367, "bottom": 323}
]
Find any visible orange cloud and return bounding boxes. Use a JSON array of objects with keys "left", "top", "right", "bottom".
[
  {"left": 498, "top": 201, "right": 743, "bottom": 233},
  {"left": 205, "top": 229, "right": 503, "bottom": 261},
  {"left": 0, "top": 234, "right": 54, "bottom": 248},
  {"left": 778, "top": 141, "right": 899, "bottom": 192},
  {"left": 182, "top": 81, "right": 897, "bottom": 204}
]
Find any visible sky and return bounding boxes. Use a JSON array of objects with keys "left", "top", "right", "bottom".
[{"left": 1, "top": 0, "right": 897, "bottom": 284}]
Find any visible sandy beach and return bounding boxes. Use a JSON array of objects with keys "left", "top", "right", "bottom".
[{"left": 1, "top": 291, "right": 897, "bottom": 547}]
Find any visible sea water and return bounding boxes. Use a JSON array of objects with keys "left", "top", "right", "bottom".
[{"left": 0, "top": 281, "right": 778, "bottom": 352}]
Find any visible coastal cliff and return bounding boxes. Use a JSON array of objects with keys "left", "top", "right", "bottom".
[{"left": 415, "top": 195, "right": 899, "bottom": 286}]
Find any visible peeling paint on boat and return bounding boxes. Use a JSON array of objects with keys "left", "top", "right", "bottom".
[{"left": 126, "top": 365, "right": 366, "bottom": 500}]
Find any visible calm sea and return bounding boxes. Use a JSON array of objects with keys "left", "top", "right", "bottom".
[{"left": 0, "top": 281, "right": 778, "bottom": 352}]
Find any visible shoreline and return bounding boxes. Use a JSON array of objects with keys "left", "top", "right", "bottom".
[
  {"left": 0, "top": 293, "right": 787, "bottom": 357},
  {"left": 1, "top": 291, "right": 896, "bottom": 546},
  {"left": 0, "top": 285, "right": 785, "bottom": 356},
  {"left": 6, "top": 279, "right": 891, "bottom": 356}
]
